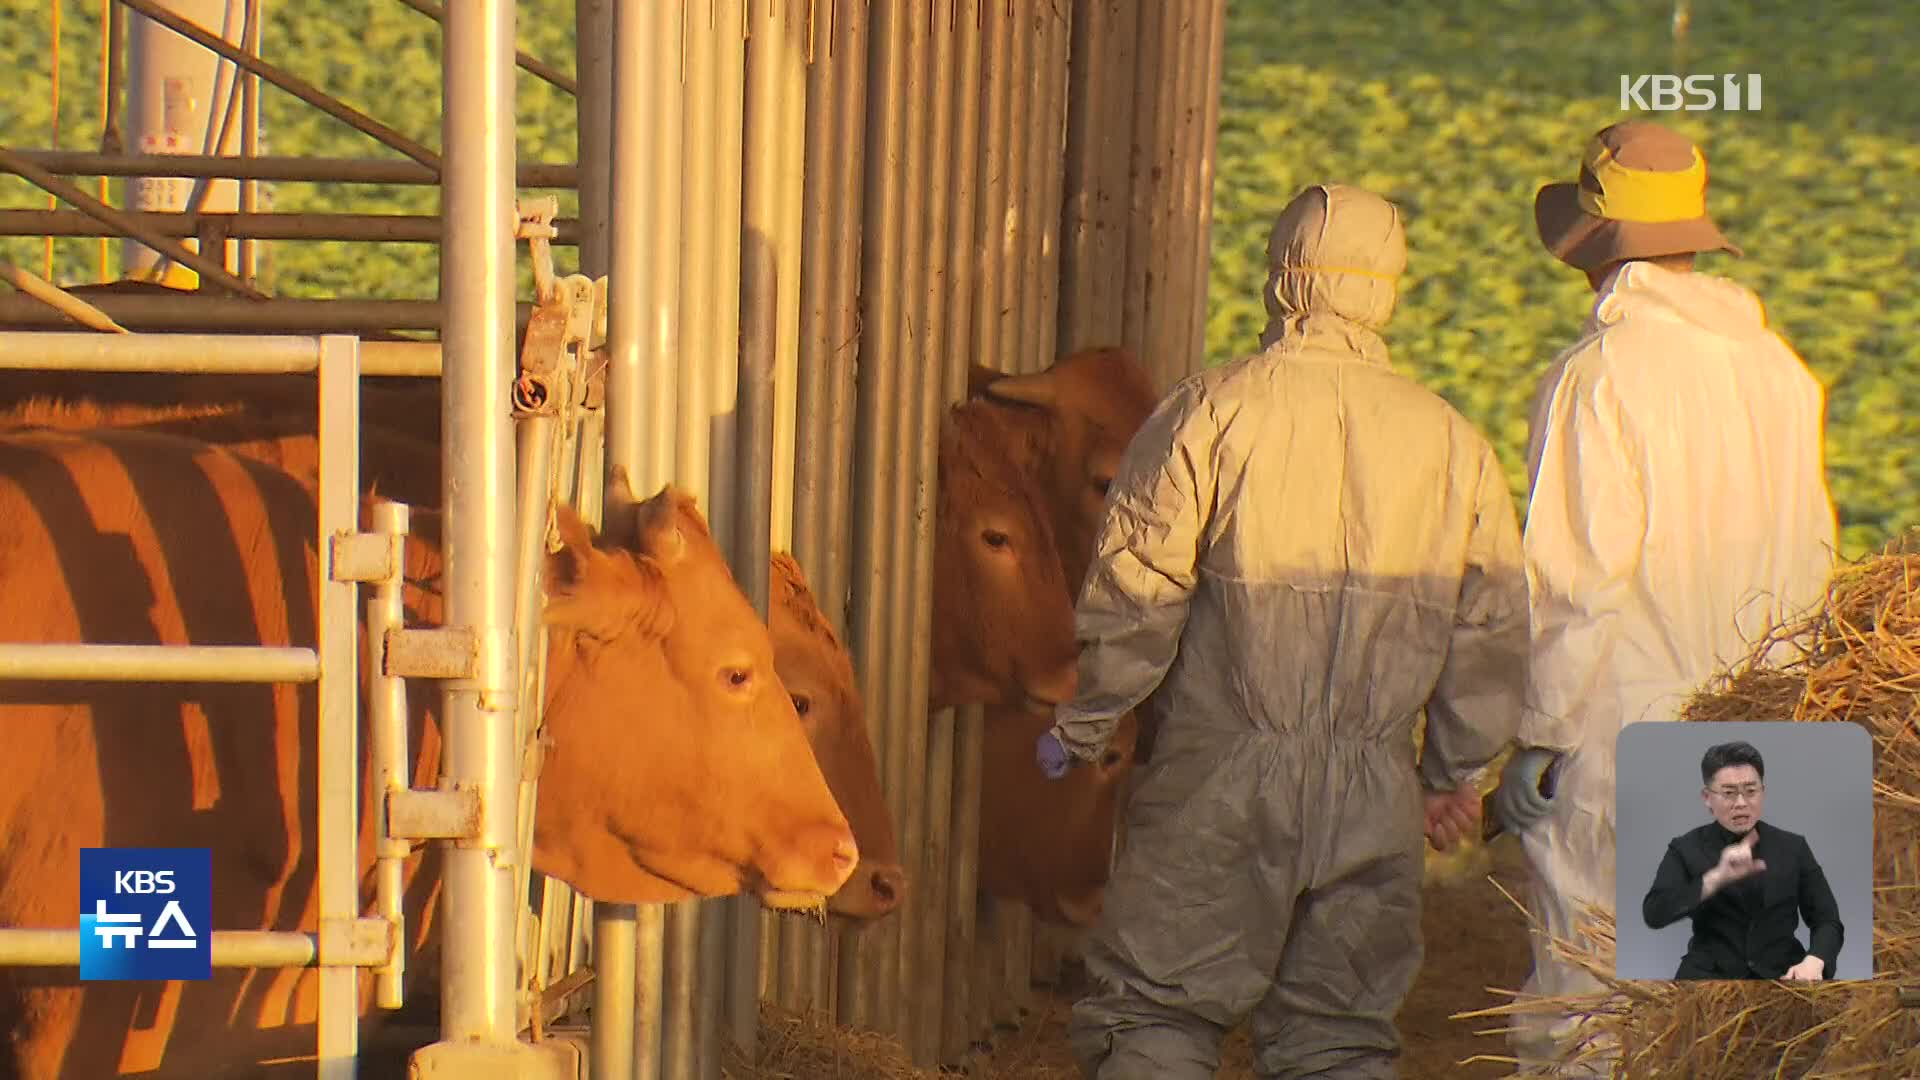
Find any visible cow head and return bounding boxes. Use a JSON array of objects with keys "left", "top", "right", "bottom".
[
  {"left": 977, "top": 706, "right": 1139, "bottom": 928},
  {"left": 532, "top": 473, "right": 859, "bottom": 911},
  {"left": 932, "top": 399, "right": 1079, "bottom": 716},
  {"left": 768, "top": 552, "right": 905, "bottom": 922},
  {"left": 977, "top": 348, "right": 1160, "bottom": 588}
]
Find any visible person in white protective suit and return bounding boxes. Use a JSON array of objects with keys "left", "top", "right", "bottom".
[
  {"left": 1489, "top": 120, "right": 1839, "bottom": 1076},
  {"left": 1033, "top": 183, "right": 1532, "bottom": 1079}
]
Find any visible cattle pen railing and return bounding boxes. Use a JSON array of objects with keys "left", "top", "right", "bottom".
[
  {"left": 2, "top": 0, "right": 1229, "bottom": 1076},
  {"left": 0, "top": 329, "right": 407, "bottom": 1076}
]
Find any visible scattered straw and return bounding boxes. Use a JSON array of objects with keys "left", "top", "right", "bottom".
[{"left": 1463, "top": 534, "right": 1920, "bottom": 1079}]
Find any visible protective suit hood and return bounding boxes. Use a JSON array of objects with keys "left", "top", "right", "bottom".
[
  {"left": 1261, "top": 184, "right": 1407, "bottom": 350},
  {"left": 1591, "top": 260, "right": 1769, "bottom": 338}
]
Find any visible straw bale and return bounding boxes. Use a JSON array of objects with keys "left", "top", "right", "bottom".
[{"left": 1460, "top": 535, "right": 1920, "bottom": 1079}]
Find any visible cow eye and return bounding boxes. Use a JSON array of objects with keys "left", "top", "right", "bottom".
[
  {"left": 981, "top": 529, "right": 1010, "bottom": 549},
  {"left": 1091, "top": 476, "right": 1112, "bottom": 496},
  {"left": 721, "top": 666, "right": 754, "bottom": 692},
  {"left": 791, "top": 693, "right": 812, "bottom": 717}
]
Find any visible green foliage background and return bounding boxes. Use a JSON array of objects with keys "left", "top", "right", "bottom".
[{"left": 4, "top": 0, "right": 1914, "bottom": 558}]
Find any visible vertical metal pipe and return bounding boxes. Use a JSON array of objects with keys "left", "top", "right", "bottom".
[
  {"left": 839, "top": 0, "right": 907, "bottom": 1033},
  {"left": 1037, "top": 5, "right": 1071, "bottom": 373},
  {"left": 1017, "top": 5, "right": 1051, "bottom": 373},
  {"left": 511, "top": 412, "right": 560, "bottom": 1034},
  {"left": 1121, "top": 0, "right": 1166, "bottom": 377},
  {"left": 592, "top": 909, "right": 638, "bottom": 1080},
  {"left": 575, "top": 0, "right": 614, "bottom": 278},
  {"left": 594, "top": 0, "right": 659, "bottom": 1070},
  {"left": 1191, "top": 0, "right": 1227, "bottom": 373},
  {"left": 891, "top": 2, "right": 957, "bottom": 1060},
  {"left": 368, "top": 499, "right": 411, "bottom": 1012},
  {"left": 637, "top": 0, "right": 687, "bottom": 499},
  {"left": 237, "top": 0, "right": 261, "bottom": 280},
  {"left": 1161, "top": 4, "right": 1202, "bottom": 387},
  {"left": 997, "top": 3, "right": 1033, "bottom": 372},
  {"left": 918, "top": 0, "right": 983, "bottom": 1063},
  {"left": 941, "top": 704, "right": 984, "bottom": 1062},
  {"left": 676, "top": 1, "right": 720, "bottom": 551},
  {"left": 964, "top": 0, "right": 1015, "bottom": 1048},
  {"left": 1058, "top": 0, "right": 1135, "bottom": 352},
  {"left": 315, "top": 334, "right": 361, "bottom": 1077},
  {"left": 436, "top": 0, "right": 521, "bottom": 1047},
  {"left": 788, "top": 2, "right": 868, "bottom": 1017},
  {"left": 741, "top": 0, "right": 806, "bottom": 1039}
]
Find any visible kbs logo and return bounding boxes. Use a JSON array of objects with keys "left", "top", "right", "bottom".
[
  {"left": 1620, "top": 74, "right": 1763, "bottom": 112},
  {"left": 79, "top": 848, "right": 212, "bottom": 982}
]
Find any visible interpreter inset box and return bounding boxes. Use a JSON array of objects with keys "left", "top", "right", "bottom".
[{"left": 1614, "top": 720, "right": 1873, "bottom": 982}]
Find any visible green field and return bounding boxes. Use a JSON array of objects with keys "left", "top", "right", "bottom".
[{"left": 4, "top": 0, "right": 1914, "bottom": 558}]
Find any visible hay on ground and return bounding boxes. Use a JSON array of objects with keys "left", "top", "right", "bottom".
[{"left": 1461, "top": 536, "right": 1920, "bottom": 1079}]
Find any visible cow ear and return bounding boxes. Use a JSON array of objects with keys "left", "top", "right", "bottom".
[
  {"left": 982, "top": 369, "right": 1057, "bottom": 410},
  {"left": 633, "top": 486, "right": 689, "bottom": 566}
]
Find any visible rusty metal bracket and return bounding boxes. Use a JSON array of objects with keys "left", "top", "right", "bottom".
[{"left": 384, "top": 627, "right": 479, "bottom": 680}]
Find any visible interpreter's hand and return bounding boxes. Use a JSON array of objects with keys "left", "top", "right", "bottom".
[
  {"left": 1035, "top": 730, "right": 1072, "bottom": 780},
  {"left": 1491, "top": 747, "right": 1560, "bottom": 836},
  {"left": 1702, "top": 829, "right": 1765, "bottom": 900},
  {"left": 1424, "top": 788, "right": 1481, "bottom": 853},
  {"left": 1782, "top": 955, "right": 1826, "bottom": 982}
]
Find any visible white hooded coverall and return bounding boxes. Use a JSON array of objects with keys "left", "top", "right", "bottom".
[
  {"left": 1508, "top": 260, "right": 1838, "bottom": 1072},
  {"left": 1051, "top": 185, "right": 1531, "bottom": 1079}
]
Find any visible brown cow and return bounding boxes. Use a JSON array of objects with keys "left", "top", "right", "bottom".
[
  {"left": 931, "top": 399, "right": 1079, "bottom": 716},
  {"left": 770, "top": 552, "right": 904, "bottom": 920},
  {"left": 971, "top": 347, "right": 1161, "bottom": 590},
  {"left": 0, "top": 427, "right": 855, "bottom": 1077},
  {"left": 976, "top": 706, "right": 1139, "bottom": 928},
  {"left": 0, "top": 394, "right": 906, "bottom": 927}
]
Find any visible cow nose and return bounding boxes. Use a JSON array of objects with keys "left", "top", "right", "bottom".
[
  {"left": 1023, "top": 658, "right": 1079, "bottom": 716},
  {"left": 867, "top": 864, "right": 907, "bottom": 913}
]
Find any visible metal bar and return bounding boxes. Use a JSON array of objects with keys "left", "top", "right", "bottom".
[
  {"left": 238, "top": 0, "right": 261, "bottom": 281},
  {"left": 1157, "top": 3, "right": 1200, "bottom": 390},
  {"left": 0, "top": 145, "right": 265, "bottom": 298},
  {"left": 0, "top": 296, "right": 532, "bottom": 336},
  {"left": 112, "top": 0, "right": 443, "bottom": 171},
  {"left": 634, "top": 901, "right": 667, "bottom": 1080},
  {"left": 840, "top": 0, "right": 907, "bottom": 1034},
  {"left": 0, "top": 927, "right": 389, "bottom": 968},
  {"left": 432, "top": 0, "right": 521, "bottom": 1051},
  {"left": 590, "top": 908, "right": 638, "bottom": 1080},
  {"left": 1122, "top": 0, "right": 1166, "bottom": 374},
  {"left": 1057, "top": 0, "right": 1133, "bottom": 353},
  {"left": 1191, "top": 0, "right": 1227, "bottom": 369},
  {"left": 595, "top": 2, "right": 648, "bottom": 1068},
  {"left": 392, "top": 0, "right": 578, "bottom": 95},
  {"left": 1036, "top": 5, "right": 1071, "bottom": 375},
  {"left": 316, "top": 334, "right": 362, "bottom": 1076},
  {"left": 890, "top": 0, "right": 946, "bottom": 1058},
  {"left": 636, "top": 0, "right": 685, "bottom": 499},
  {"left": 0, "top": 643, "right": 318, "bottom": 682},
  {"left": 7, "top": 150, "right": 578, "bottom": 187},
  {"left": 661, "top": 902, "right": 701, "bottom": 1079},
  {"left": 574, "top": 0, "right": 614, "bottom": 278},
  {"left": 510, "top": 411, "right": 558, "bottom": 1038},
  {"left": 0, "top": 331, "right": 442, "bottom": 377},
  {"left": 941, "top": 705, "right": 984, "bottom": 1062},
  {"left": 731, "top": 0, "right": 792, "bottom": 1056},
  {"left": 367, "top": 500, "right": 412, "bottom": 1012},
  {"left": 0, "top": 209, "right": 583, "bottom": 244},
  {"left": 785, "top": 0, "right": 866, "bottom": 1017},
  {"left": 0, "top": 259, "right": 127, "bottom": 332}
]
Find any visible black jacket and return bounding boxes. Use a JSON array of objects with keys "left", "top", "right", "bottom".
[{"left": 1640, "top": 819, "right": 1843, "bottom": 980}]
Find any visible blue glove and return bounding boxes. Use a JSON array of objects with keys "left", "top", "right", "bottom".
[
  {"left": 1492, "top": 746, "right": 1562, "bottom": 836},
  {"left": 1035, "top": 730, "right": 1072, "bottom": 780}
]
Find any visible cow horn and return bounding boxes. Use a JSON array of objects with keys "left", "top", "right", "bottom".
[
  {"left": 632, "top": 487, "right": 689, "bottom": 565},
  {"left": 982, "top": 370, "right": 1057, "bottom": 409},
  {"left": 601, "top": 465, "right": 644, "bottom": 547}
]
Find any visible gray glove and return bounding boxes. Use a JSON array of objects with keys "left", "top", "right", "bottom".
[{"left": 1492, "top": 747, "right": 1562, "bottom": 836}]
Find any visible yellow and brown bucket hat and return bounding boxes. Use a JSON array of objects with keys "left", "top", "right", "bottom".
[{"left": 1534, "top": 120, "right": 1742, "bottom": 272}]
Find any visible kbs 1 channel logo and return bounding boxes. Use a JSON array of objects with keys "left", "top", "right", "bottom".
[{"left": 79, "top": 848, "right": 213, "bottom": 981}]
